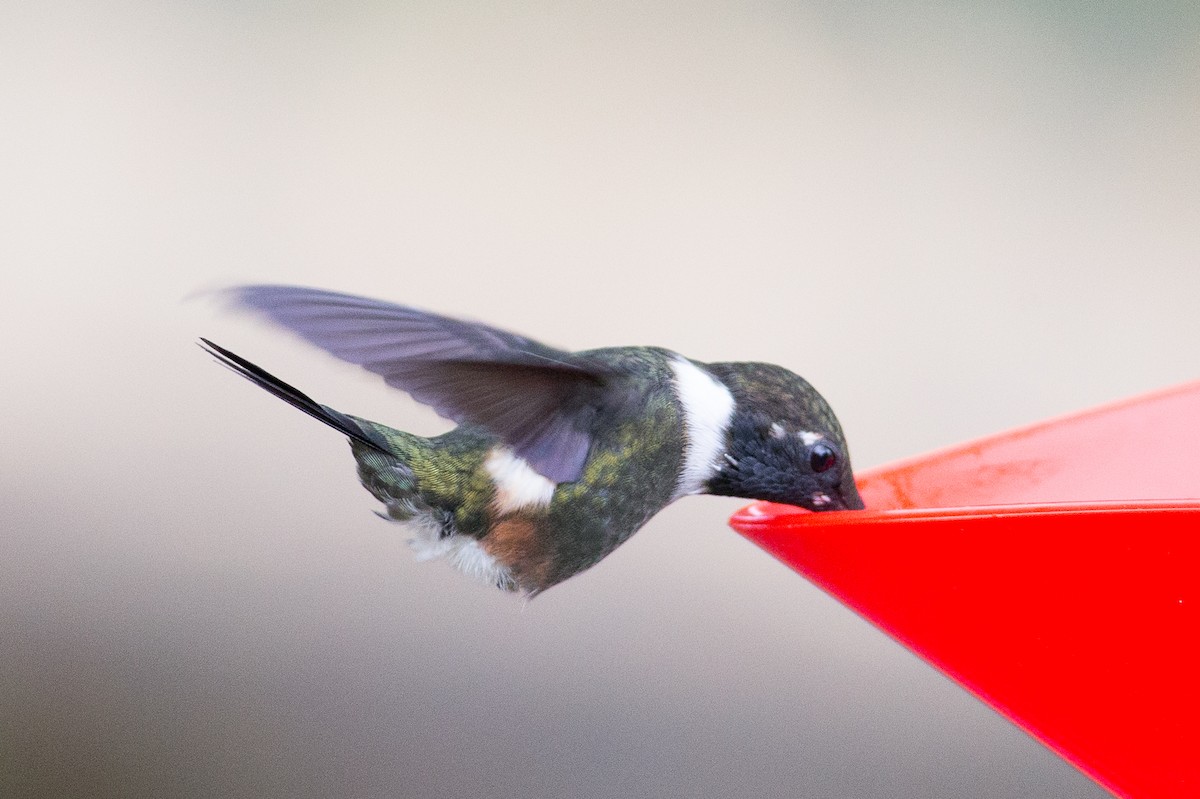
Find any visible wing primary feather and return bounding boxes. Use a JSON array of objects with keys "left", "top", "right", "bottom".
[{"left": 219, "top": 285, "right": 618, "bottom": 482}]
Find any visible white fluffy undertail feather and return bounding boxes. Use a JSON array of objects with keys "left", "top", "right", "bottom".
[
  {"left": 389, "top": 504, "right": 516, "bottom": 590},
  {"left": 446, "top": 538, "right": 516, "bottom": 590}
]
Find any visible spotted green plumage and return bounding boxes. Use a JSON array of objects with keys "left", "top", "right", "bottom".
[
  {"left": 352, "top": 424, "right": 495, "bottom": 536},
  {"left": 347, "top": 348, "right": 686, "bottom": 591}
]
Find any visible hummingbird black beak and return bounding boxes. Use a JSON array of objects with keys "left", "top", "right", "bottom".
[
  {"left": 837, "top": 473, "right": 866, "bottom": 511},
  {"left": 804, "top": 475, "right": 865, "bottom": 512}
]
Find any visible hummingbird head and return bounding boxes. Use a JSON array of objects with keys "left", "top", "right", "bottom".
[{"left": 702, "top": 362, "right": 865, "bottom": 512}]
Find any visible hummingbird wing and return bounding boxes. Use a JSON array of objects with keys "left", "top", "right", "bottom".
[{"left": 225, "top": 285, "right": 617, "bottom": 483}]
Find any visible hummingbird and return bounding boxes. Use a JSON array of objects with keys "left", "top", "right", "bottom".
[{"left": 202, "top": 285, "right": 864, "bottom": 595}]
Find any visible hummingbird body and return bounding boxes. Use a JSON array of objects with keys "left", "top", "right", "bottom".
[{"left": 203, "top": 287, "right": 863, "bottom": 595}]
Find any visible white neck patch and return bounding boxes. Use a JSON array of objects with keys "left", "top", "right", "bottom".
[{"left": 669, "top": 357, "right": 736, "bottom": 500}]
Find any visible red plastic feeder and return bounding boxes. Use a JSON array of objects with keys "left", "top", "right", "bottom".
[{"left": 730, "top": 382, "right": 1200, "bottom": 799}]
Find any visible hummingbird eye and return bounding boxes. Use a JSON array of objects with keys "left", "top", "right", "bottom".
[{"left": 809, "top": 442, "right": 837, "bottom": 473}]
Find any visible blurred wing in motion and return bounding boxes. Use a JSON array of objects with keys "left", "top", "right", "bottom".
[{"left": 224, "top": 285, "right": 621, "bottom": 483}]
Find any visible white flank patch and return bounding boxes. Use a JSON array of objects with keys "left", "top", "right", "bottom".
[
  {"left": 484, "top": 447, "right": 558, "bottom": 515},
  {"left": 669, "top": 357, "right": 736, "bottom": 499}
]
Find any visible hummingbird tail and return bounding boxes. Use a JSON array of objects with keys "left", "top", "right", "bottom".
[{"left": 199, "top": 338, "right": 393, "bottom": 457}]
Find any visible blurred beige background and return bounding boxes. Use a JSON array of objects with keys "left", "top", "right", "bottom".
[{"left": 3, "top": 2, "right": 1198, "bottom": 797}]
